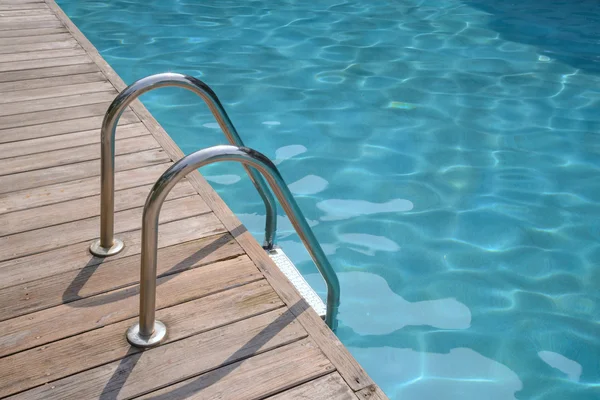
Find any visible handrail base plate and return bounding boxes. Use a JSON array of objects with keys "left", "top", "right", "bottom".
[
  {"left": 90, "top": 238, "right": 124, "bottom": 257},
  {"left": 127, "top": 321, "right": 167, "bottom": 348}
]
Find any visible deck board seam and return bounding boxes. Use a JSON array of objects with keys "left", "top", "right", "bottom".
[
  {"left": 0, "top": 162, "right": 172, "bottom": 215},
  {"left": 0, "top": 200, "right": 212, "bottom": 263},
  {"left": 0, "top": 149, "right": 169, "bottom": 196},
  {"left": 0, "top": 138, "right": 159, "bottom": 177},
  {"left": 0, "top": 47, "right": 86, "bottom": 62},
  {"left": 1, "top": 303, "right": 292, "bottom": 398},
  {"left": 0, "top": 122, "right": 144, "bottom": 157},
  {"left": 0, "top": 249, "right": 247, "bottom": 322},
  {"left": 0, "top": 277, "right": 273, "bottom": 360},
  {"left": 0, "top": 110, "right": 131, "bottom": 137}
]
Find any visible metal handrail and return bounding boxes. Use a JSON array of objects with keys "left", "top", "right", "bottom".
[
  {"left": 126, "top": 145, "right": 340, "bottom": 348},
  {"left": 89, "top": 73, "right": 277, "bottom": 257}
]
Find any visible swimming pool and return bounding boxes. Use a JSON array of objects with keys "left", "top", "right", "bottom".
[{"left": 57, "top": 0, "right": 600, "bottom": 398}]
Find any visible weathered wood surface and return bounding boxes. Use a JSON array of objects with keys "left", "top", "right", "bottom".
[
  {"left": 0, "top": 0, "right": 387, "bottom": 398},
  {"left": 267, "top": 373, "right": 359, "bottom": 400}
]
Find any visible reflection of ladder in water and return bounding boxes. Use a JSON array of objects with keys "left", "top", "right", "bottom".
[{"left": 88, "top": 73, "right": 339, "bottom": 348}]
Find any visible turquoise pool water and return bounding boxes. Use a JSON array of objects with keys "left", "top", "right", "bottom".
[{"left": 57, "top": 0, "right": 600, "bottom": 398}]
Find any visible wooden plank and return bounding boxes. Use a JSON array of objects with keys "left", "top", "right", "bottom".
[
  {"left": 0, "top": 178, "right": 195, "bottom": 236},
  {"left": 0, "top": 102, "right": 115, "bottom": 130},
  {"left": 0, "top": 32, "right": 70, "bottom": 46},
  {"left": 0, "top": 62, "right": 97, "bottom": 83},
  {"left": 0, "top": 71, "right": 104, "bottom": 92},
  {"left": 12, "top": 311, "right": 312, "bottom": 400},
  {"left": 0, "top": 8, "right": 53, "bottom": 16},
  {"left": 0, "top": 89, "right": 116, "bottom": 117},
  {"left": 0, "top": 254, "right": 263, "bottom": 358},
  {"left": 0, "top": 14, "right": 57, "bottom": 23},
  {"left": 0, "top": 212, "right": 222, "bottom": 288},
  {"left": 0, "top": 195, "right": 209, "bottom": 261},
  {"left": 0, "top": 80, "right": 113, "bottom": 103},
  {"left": 0, "top": 55, "right": 92, "bottom": 73},
  {"left": 0, "top": 280, "right": 281, "bottom": 397},
  {"left": 0, "top": 4, "right": 49, "bottom": 11},
  {"left": 0, "top": 110, "right": 138, "bottom": 143},
  {"left": 0, "top": 232, "right": 243, "bottom": 320},
  {"left": 0, "top": 135, "right": 159, "bottom": 175},
  {"left": 0, "top": 39, "right": 80, "bottom": 55},
  {"left": 0, "top": 147, "right": 170, "bottom": 194},
  {"left": 0, "top": 47, "right": 84, "bottom": 63},
  {"left": 0, "top": 161, "right": 169, "bottom": 214},
  {"left": 267, "top": 373, "right": 358, "bottom": 400},
  {"left": 356, "top": 386, "right": 390, "bottom": 400},
  {"left": 0, "top": 18, "right": 63, "bottom": 31},
  {"left": 0, "top": 121, "right": 145, "bottom": 159},
  {"left": 0, "top": 0, "right": 45, "bottom": 5},
  {"left": 0, "top": 26, "right": 64, "bottom": 38},
  {"left": 136, "top": 339, "right": 331, "bottom": 400}
]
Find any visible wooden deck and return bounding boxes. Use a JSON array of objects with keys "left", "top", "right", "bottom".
[{"left": 0, "top": 1, "right": 388, "bottom": 399}]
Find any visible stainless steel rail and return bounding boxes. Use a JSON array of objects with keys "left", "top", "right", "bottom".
[
  {"left": 89, "top": 73, "right": 277, "bottom": 257},
  {"left": 126, "top": 145, "right": 340, "bottom": 348}
]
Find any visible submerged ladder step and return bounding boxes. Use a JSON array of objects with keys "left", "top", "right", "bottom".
[{"left": 268, "top": 247, "right": 326, "bottom": 319}]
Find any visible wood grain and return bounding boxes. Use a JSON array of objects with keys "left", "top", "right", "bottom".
[
  {"left": 0, "top": 121, "right": 145, "bottom": 159},
  {"left": 0, "top": 280, "right": 281, "bottom": 397},
  {"left": 0, "top": 55, "right": 92, "bottom": 73},
  {"left": 0, "top": 101, "right": 120, "bottom": 130},
  {"left": 0, "top": 162, "right": 170, "bottom": 214},
  {"left": 0, "top": 8, "right": 53, "bottom": 17},
  {"left": 0, "top": 148, "right": 170, "bottom": 194},
  {"left": 0, "top": 110, "right": 138, "bottom": 143},
  {"left": 12, "top": 311, "right": 311, "bottom": 400},
  {"left": 267, "top": 373, "right": 358, "bottom": 400},
  {"left": 0, "top": 232, "right": 243, "bottom": 321},
  {"left": 0, "top": 212, "right": 222, "bottom": 288},
  {"left": 137, "top": 339, "right": 332, "bottom": 400},
  {"left": 0, "top": 71, "right": 105, "bottom": 92},
  {"left": 0, "top": 195, "right": 210, "bottom": 261},
  {"left": 0, "top": 80, "right": 112, "bottom": 103},
  {"left": 0, "top": 18, "right": 63, "bottom": 31},
  {"left": 0, "top": 4, "right": 50, "bottom": 11},
  {"left": 0, "top": 135, "right": 158, "bottom": 175},
  {"left": 0, "top": 254, "right": 263, "bottom": 358},
  {"left": 0, "top": 89, "right": 116, "bottom": 117},
  {"left": 356, "top": 386, "right": 390, "bottom": 400},
  {"left": 0, "top": 38, "right": 79, "bottom": 54},
  {"left": 0, "top": 179, "right": 195, "bottom": 236},
  {"left": 0, "top": 62, "right": 97, "bottom": 83}
]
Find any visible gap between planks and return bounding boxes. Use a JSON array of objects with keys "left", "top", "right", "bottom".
[
  {"left": 0, "top": 161, "right": 171, "bottom": 214},
  {"left": 0, "top": 254, "right": 264, "bottom": 358},
  {"left": 0, "top": 134, "right": 159, "bottom": 176},
  {"left": 0, "top": 211, "right": 227, "bottom": 289},
  {"left": 0, "top": 195, "right": 215, "bottom": 262},
  {"left": 0, "top": 121, "right": 146, "bottom": 159},
  {"left": 0, "top": 280, "right": 283, "bottom": 398},
  {"left": 0, "top": 232, "right": 243, "bottom": 321}
]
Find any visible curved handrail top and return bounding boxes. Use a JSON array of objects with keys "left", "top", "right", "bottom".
[
  {"left": 95, "top": 72, "right": 277, "bottom": 252},
  {"left": 102, "top": 73, "right": 238, "bottom": 144},
  {"left": 142, "top": 144, "right": 340, "bottom": 330}
]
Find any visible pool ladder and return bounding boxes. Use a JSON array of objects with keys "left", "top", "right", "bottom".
[{"left": 89, "top": 73, "right": 340, "bottom": 348}]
